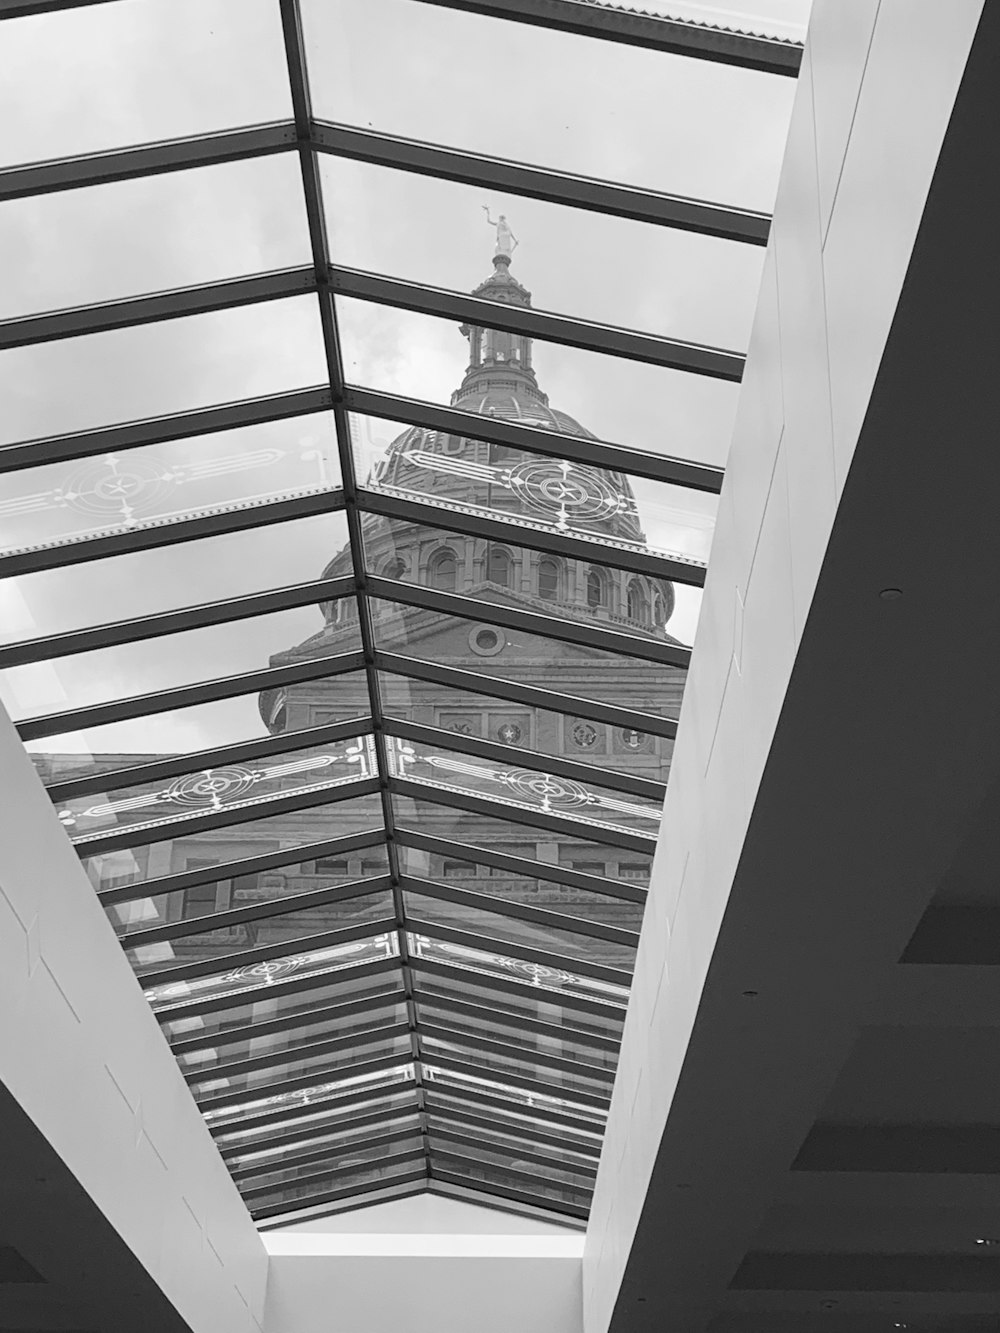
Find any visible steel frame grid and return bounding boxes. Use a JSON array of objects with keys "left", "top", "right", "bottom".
[{"left": 0, "top": 0, "right": 799, "bottom": 1225}]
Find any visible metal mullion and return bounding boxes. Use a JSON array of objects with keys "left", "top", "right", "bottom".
[
  {"left": 0, "top": 267, "right": 316, "bottom": 349},
  {"left": 427, "top": 1054, "right": 610, "bottom": 1111},
  {"left": 329, "top": 263, "right": 743, "bottom": 379},
  {"left": 210, "top": 1074, "right": 416, "bottom": 1142},
  {"left": 198, "top": 1052, "right": 409, "bottom": 1113},
  {"left": 187, "top": 1020, "right": 411, "bottom": 1087},
  {"left": 0, "top": 0, "right": 118, "bottom": 15},
  {"left": 431, "top": 1128, "right": 598, "bottom": 1178},
  {"left": 18, "top": 649, "right": 366, "bottom": 743},
  {"left": 390, "top": 776, "right": 657, "bottom": 853},
  {"left": 378, "top": 653, "right": 677, "bottom": 740},
  {"left": 101, "top": 827, "right": 384, "bottom": 909},
  {"left": 137, "top": 917, "right": 398, "bottom": 989},
  {"left": 230, "top": 1126, "right": 423, "bottom": 1183},
  {"left": 73, "top": 774, "right": 381, "bottom": 859},
  {"left": 0, "top": 487, "right": 346, "bottom": 578},
  {"left": 410, "top": 955, "right": 625, "bottom": 1020},
  {"left": 409, "top": 0, "right": 803, "bottom": 75},
  {"left": 384, "top": 717, "right": 664, "bottom": 801},
  {"left": 423, "top": 1085, "right": 607, "bottom": 1136},
  {"left": 429, "top": 1170, "right": 588, "bottom": 1222},
  {"left": 408, "top": 917, "right": 633, "bottom": 987},
  {"left": 368, "top": 575, "right": 691, "bottom": 668},
  {"left": 356, "top": 485, "right": 704, "bottom": 586},
  {"left": 250, "top": 1168, "right": 428, "bottom": 1222},
  {"left": 47, "top": 716, "right": 372, "bottom": 805},
  {"left": 421, "top": 1020, "right": 615, "bottom": 1082},
  {"left": 414, "top": 991, "right": 620, "bottom": 1055},
  {"left": 343, "top": 385, "right": 723, "bottom": 492},
  {"left": 399, "top": 874, "right": 640, "bottom": 948},
  {"left": 395, "top": 828, "right": 647, "bottom": 905},
  {"left": 426, "top": 1105, "right": 601, "bottom": 1157},
  {"left": 239, "top": 1147, "right": 427, "bottom": 1203},
  {"left": 159, "top": 956, "right": 401, "bottom": 1027},
  {"left": 311, "top": 120, "right": 769, "bottom": 244},
  {"left": 173, "top": 988, "right": 406, "bottom": 1059},
  {"left": 120, "top": 875, "right": 393, "bottom": 951},
  {"left": 278, "top": 0, "right": 429, "bottom": 1179},
  {"left": 217, "top": 1098, "right": 420, "bottom": 1160},
  {"left": 0, "top": 123, "right": 297, "bottom": 201},
  {"left": 0, "top": 386, "right": 332, "bottom": 474},
  {"left": 432, "top": 1151, "right": 594, "bottom": 1198},
  {"left": 0, "top": 576, "right": 354, "bottom": 669}
]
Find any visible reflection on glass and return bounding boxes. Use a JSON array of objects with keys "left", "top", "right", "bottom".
[
  {"left": 238, "top": 1133, "right": 424, "bottom": 1193},
  {"left": 416, "top": 1001, "right": 617, "bottom": 1073},
  {"left": 408, "top": 933, "right": 628, "bottom": 1009},
  {"left": 423, "top": 1062, "right": 607, "bottom": 1126},
  {"left": 191, "top": 1032, "right": 412, "bottom": 1101},
  {"left": 145, "top": 931, "right": 399, "bottom": 1014},
  {"left": 423, "top": 1032, "right": 613, "bottom": 1101},
  {"left": 212, "top": 1088, "right": 417, "bottom": 1152},
  {"left": 414, "top": 973, "right": 623, "bottom": 1045},
  {"left": 430, "top": 1134, "right": 596, "bottom": 1189},
  {"left": 202, "top": 1060, "right": 414, "bottom": 1129},
  {"left": 226, "top": 1110, "right": 421, "bottom": 1174},
  {"left": 425, "top": 1094, "right": 602, "bottom": 1154}
]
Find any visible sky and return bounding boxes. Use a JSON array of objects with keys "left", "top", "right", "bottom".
[{"left": 0, "top": 0, "right": 809, "bottom": 758}]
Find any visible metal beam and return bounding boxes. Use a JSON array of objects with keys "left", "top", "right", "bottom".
[
  {"left": 432, "top": 1162, "right": 590, "bottom": 1215},
  {"left": 427, "top": 1053, "right": 610, "bottom": 1110},
  {"left": 390, "top": 775, "right": 658, "bottom": 853},
  {"left": 427, "top": 1174, "right": 587, "bottom": 1226},
  {"left": 432, "top": 1152, "right": 592, "bottom": 1202},
  {"left": 100, "top": 827, "right": 385, "bottom": 909},
  {"left": 0, "top": 123, "right": 297, "bottom": 201},
  {"left": 250, "top": 1167, "right": 427, "bottom": 1222},
  {"left": 186, "top": 1021, "right": 411, "bottom": 1088},
  {"left": 431, "top": 1128, "right": 598, "bottom": 1178},
  {"left": 0, "top": 266, "right": 316, "bottom": 349},
  {"left": 413, "top": 990, "right": 620, "bottom": 1055},
  {"left": 120, "top": 875, "right": 393, "bottom": 952},
  {"left": 329, "top": 263, "right": 744, "bottom": 379},
  {"left": 18, "top": 649, "right": 366, "bottom": 743},
  {"left": 420, "top": 1020, "right": 616, "bottom": 1082},
  {"left": 425, "top": 1105, "right": 602, "bottom": 1158},
  {"left": 356, "top": 485, "right": 706, "bottom": 586},
  {"left": 198, "top": 1050, "right": 408, "bottom": 1114},
  {"left": 171, "top": 988, "right": 406, "bottom": 1060},
  {"left": 0, "top": 386, "right": 332, "bottom": 474},
  {"left": 395, "top": 827, "right": 647, "bottom": 904},
  {"left": 379, "top": 651, "right": 678, "bottom": 740},
  {"left": 230, "top": 1126, "right": 422, "bottom": 1183},
  {"left": 218, "top": 1098, "right": 420, "bottom": 1161},
  {"left": 410, "top": 954, "right": 625, "bottom": 1020},
  {"left": 239, "top": 1147, "right": 427, "bottom": 1203},
  {"left": 208, "top": 1061, "right": 415, "bottom": 1138},
  {"left": 400, "top": 874, "right": 640, "bottom": 948},
  {"left": 385, "top": 716, "right": 664, "bottom": 802},
  {"left": 408, "top": 916, "right": 633, "bottom": 987},
  {"left": 45, "top": 715, "right": 372, "bottom": 805},
  {"left": 312, "top": 119, "right": 770, "bottom": 243},
  {"left": 423, "top": 1085, "right": 608, "bottom": 1137},
  {"left": 409, "top": 0, "right": 803, "bottom": 76},
  {"left": 0, "top": 575, "right": 354, "bottom": 669},
  {"left": 73, "top": 774, "right": 381, "bottom": 859},
  {"left": 137, "top": 917, "right": 398, "bottom": 989},
  {"left": 0, "top": 0, "right": 118, "bottom": 15},
  {"left": 0, "top": 487, "right": 345, "bottom": 578},
  {"left": 343, "top": 384, "right": 724, "bottom": 492},
  {"left": 368, "top": 575, "right": 691, "bottom": 668}
]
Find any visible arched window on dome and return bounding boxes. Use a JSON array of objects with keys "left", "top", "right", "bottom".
[
  {"left": 538, "top": 557, "right": 560, "bottom": 602},
  {"left": 587, "top": 568, "right": 607, "bottom": 609},
  {"left": 627, "top": 579, "right": 647, "bottom": 622},
  {"left": 382, "top": 557, "right": 407, "bottom": 582},
  {"left": 487, "top": 547, "right": 512, "bottom": 588},
  {"left": 428, "top": 548, "right": 458, "bottom": 593},
  {"left": 653, "top": 594, "right": 665, "bottom": 626}
]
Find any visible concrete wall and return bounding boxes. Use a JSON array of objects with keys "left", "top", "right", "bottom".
[
  {"left": 581, "top": 1, "right": 986, "bottom": 1328},
  {"left": 0, "top": 703, "right": 269, "bottom": 1333}
]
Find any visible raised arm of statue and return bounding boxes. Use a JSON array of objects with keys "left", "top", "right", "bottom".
[{"left": 483, "top": 205, "right": 517, "bottom": 258}]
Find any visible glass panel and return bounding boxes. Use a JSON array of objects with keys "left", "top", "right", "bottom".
[
  {"left": 241, "top": 1151, "right": 424, "bottom": 1214},
  {"left": 387, "top": 733, "right": 662, "bottom": 842},
  {"left": 408, "top": 932, "right": 628, "bottom": 1011},
  {"left": 338, "top": 298, "right": 737, "bottom": 468},
  {"left": 422, "top": 1032, "right": 613, "bottom": 1101},
  {"left": 324, "top": 159, "right": 763, "bottom": 349},
  {"left": 413, "top": 972, "right": 623, "bottom": 1045},
  {"left": 304, "top": 0, "right": 796, "bottom": 207},
  {"left": 212, "top": 1087, "right": 417, "bottom": 1152},
  {"left": 3, "top": 603, "right": 356, "bottom": 727},
  {"left": 225, "top": 1110, "right": 421, "bottom": 1174},
  {"left": 429, "top": 1111, "right": 599, "bottom": 1167},
  {"left": 405, "top": 889, "right": 636, "bottom": 973},
  {"left": 175, "top": 1000, "right": 408, "bottom": 1074},
  {"left": 160, "top": 969, "right": 403, "bottom": 1044},
  {"left": 414, "top": 1000, "right": 617, "bottom": 1073},
  {"left": 380, "top": 673, "right": 674, "bottom": 785},
  {"left": 431, "top": 1152, "right": 592, "bottom": 1210},
  {"left": 202, "top": 1060, "right": 414, "bottom": 1130},
  {"left": 1, "top": 158, "right": 310, "bottom": 320},
  {"left": 109, "top": 843, "right": 389, "bottom": 938},
  {"left": 429, "top": 1135, "right": 595, "bottom": 1190},
  {"left": 424, "top": 1093, "right": 602, "bottom": 1154},
  {"left": 192, "top": 1033, "right": 412, "bottom": 1101},
  {"left": 0, "top": 419, "right": 342, "bottom": 561},
  {"left": 0, "top": 0, "right": 292, "bottom": 166},
  {"left": 238, "top": 1134, "right": 424, "bottom": 1193},
  {"left": 30, "top": 672, "right": 370, "bottom": 789},
  {"left": 124, "top": 887, "right": 393, "bottom": 977},
  {"left": 0, "top": 298, "right": 326, "bottom": 446},
  {"left": 424, "top": 1062, "right": 606, "bottom": 1127}
]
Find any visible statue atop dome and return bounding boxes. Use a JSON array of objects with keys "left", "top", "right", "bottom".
[{"left": 483, "top": 206, "right": 518, "bottom": 261}]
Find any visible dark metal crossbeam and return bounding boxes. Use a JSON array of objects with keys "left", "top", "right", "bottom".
[
  {"left": 410, "top": 954, "right": 625, "bottom": 1020},
  {"left": 394, "top": 827, "right": 648, "bottom": 903},
  {"left": 428, "top": 1052, "right": 610, "bottom": 1110},
  {"left": 356, "top": 485, "right": 706, "bottom": 586},
  {"left": 427, "top": 1175, "right": 587, "bottom": 1226},
  {"left": 197, "top": 1050, "right": 407, "bottom": 1114},
  {"left": 426, "top": 1105, "right": 602, "bottom": 1158},
  {"left": 312, "top": 119, "right": 770, "bottom": 243},
  {"left": 329, "top": 263, "right": 744, "bottom": 379},
  {"left": 186, "top": 1020, "right": 411, "bottom": 1088},
  {"left": 0, "top": 0, "right": 118, "bottom": 15},
  {"left": 414, "top": 991, "right": 620, "bottom": 1055},
  {"left": 217, "top": 1099, "right": 421, "bottom": 1161},
  {"left": 431, "top": 1128, "right": 599, "bottom": 1178},
  {"left": 250, "top": 1168, "right": 428, "bottom": 1222},
  {"left": 432, "top": 1153, "right": 592, "bottom": 1201},
  {"left": 400, "top": 874, "right": 640, "bottom": 948},
  {"left": 409, "top": 0, "right": 803, "bottom": 75},
  {"left": 239, "top": 1147, "right": 427, "bottom": 1203},
  {"left": 420, "top": 1020, "right": 616, "bottom": 1081},
  {"left": 231, "top": 1126, "right": 422, "bottom": 1184},
  {"left": 407, "top": 916, "right": 634, "bottom": 986},
  {"left": 423, "top": 1085, "right": 607, "bottom": 1137}
]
